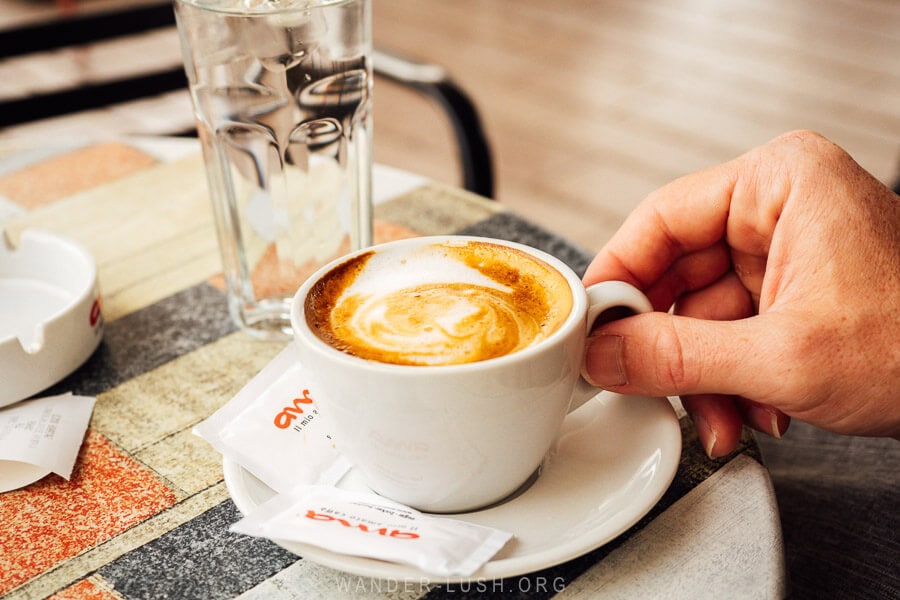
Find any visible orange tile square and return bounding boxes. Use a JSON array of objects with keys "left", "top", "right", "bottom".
[
  {"left": 49, "top": 578, "right": 120, "bottom": 600},
  {"left": 0, "top": 143, "right": 156, "bottom": 209},
  {"left": 372, "top": 219, "right": 422, "bottom": 245},
  {"left": 0, "top": 430, "right": 177, "bottom": 595},
  {"left": 208, "top": 218, "right": 420, "bottom": 294}
]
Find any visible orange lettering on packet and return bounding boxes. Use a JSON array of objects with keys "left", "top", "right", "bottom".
[
  {"left": 274, "top": 389, "right": 315, "bottom": 429},
  {"left": 305, "top": 510, "right": 420, "bottom": 539}
]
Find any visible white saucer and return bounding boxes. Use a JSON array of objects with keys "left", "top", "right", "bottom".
[{"left": 224, "top": 391, "right": 681, "bottom": 582}]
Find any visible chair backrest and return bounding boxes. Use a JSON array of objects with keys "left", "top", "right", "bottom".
[{"left": 0, "top": 2, "right": 494, "bottom": 199}]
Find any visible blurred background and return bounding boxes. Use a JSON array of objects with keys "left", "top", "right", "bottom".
[
  {"left": 2, "top": 0, "right": 898, "bottom": 253},
  {"left": 372, "top": 0, "right": 900, "bottom": 252}
]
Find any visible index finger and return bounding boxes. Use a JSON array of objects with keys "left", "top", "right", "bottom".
[
  {"left": 582, "top": 160, "right": 739, "bottom": 290},
  {"left": 584, "top": 130, "right": 822, "bottom": 295}
]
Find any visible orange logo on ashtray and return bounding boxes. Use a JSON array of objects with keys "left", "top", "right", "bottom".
[
  {"left": 274, "top": 389, "right": 315, "bottom": 429},
  {"left": 89, "top": 296, "right": 103, "bottom": 328}
]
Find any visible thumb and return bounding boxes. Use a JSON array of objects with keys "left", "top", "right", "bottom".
[{"left": 582, "top": 312, "right": 769, "bottom": 399}]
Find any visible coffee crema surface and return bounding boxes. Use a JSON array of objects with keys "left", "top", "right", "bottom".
[{"left": 304, "top": 240, "right": 573, "bottom": 366}]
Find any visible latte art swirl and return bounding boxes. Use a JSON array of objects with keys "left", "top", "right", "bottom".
[
  {"left": 332, "top": 283, "right": 541, "bottom": 365},
  {"left": 305, "top": 240, "right": 574, "bottom": 366}
]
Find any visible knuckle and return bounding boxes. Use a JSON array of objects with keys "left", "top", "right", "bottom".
[
  {"left": 649, "top": 318, "right": 698, "bottom": 392},
  {"left": 773, "top": 129, "right": 829, "bottom": 152},
  {"left": 773, "top": 129, "right": 847, "bottom": 168}
]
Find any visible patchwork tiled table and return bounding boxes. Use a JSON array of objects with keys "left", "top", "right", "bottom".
[{"left": 0, "top": 139, "right": 784, "bottom": 599}]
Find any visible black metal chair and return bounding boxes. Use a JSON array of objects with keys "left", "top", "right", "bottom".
[{"left": 0, "top": 2, "right": 494, "bottom": 199}]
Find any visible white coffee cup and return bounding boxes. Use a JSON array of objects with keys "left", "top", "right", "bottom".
[{"left": 290, "top": 236, "right": 653, "bottom": 513}]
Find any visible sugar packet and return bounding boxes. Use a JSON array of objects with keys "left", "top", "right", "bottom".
[
  {"left": 231, "top": 485, "right": 513, "bottom": 577},
  {"left": 194, "top": 345, "right": 350, "bottom": 494}
]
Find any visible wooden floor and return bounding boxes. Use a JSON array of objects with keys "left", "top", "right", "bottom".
[
  {"left": 2, "top": 0, "right": 898, "bottom": 254},
  {"left": 373, "top": 0, "right": 900, "bottom": 252}
]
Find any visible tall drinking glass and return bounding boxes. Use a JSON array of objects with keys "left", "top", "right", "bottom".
[{"left": 174, "top": 0, "right": 373, "bottom": 339}]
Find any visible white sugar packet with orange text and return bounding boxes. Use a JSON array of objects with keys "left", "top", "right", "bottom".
[
  {"left": 194, "top": 345, "right": 350, "bottom": 494},
  {"left": 231, "top": 484, "right": 513, "bottom": 577}
]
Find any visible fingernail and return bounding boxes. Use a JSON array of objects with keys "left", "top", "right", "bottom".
[
  {"left": 690, "top": 411, "right": 721, "bottom": 459},
  {"left": 744, "top": 404, "right": 789, "bottom": 439},
  {"left": 770, "top": 412, "right": 783, "bottom": 439},
  {"left": 583, "top": 334, "right": 627, "bottom": 387}
]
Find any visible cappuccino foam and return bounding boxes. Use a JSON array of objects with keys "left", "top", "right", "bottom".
[{"left": 305, "top": 240, "right": 573, "bottom": 366}]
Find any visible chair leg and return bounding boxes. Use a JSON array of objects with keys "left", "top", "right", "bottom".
[
  {"left": 413, "top": 80, "right": 495, "bottom": 199},
  {"left": 374, "top": 50, "right": 495, "bottom": 199}
]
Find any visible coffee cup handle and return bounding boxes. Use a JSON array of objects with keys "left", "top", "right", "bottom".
[{"left": 568, "top": 281, "right": 654, "bottom": 413}]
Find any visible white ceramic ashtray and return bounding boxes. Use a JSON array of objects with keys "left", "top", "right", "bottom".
[{"left": 0, "top": 229, "right": 103, "bottom": 407}]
